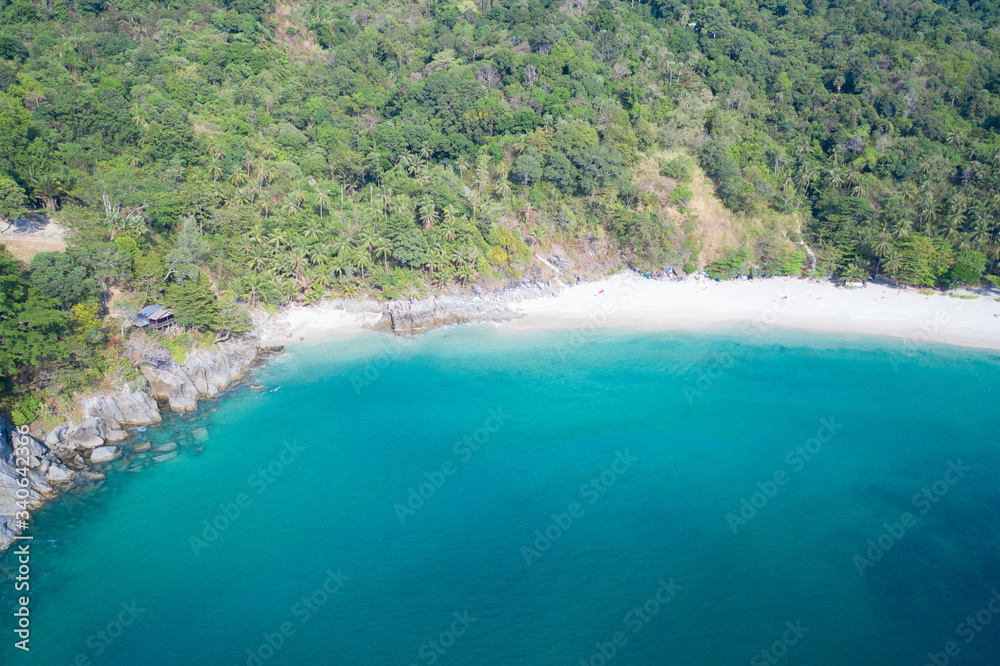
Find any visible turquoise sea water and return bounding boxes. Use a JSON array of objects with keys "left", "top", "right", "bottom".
[{"left": 3, "top": 327, "right": 1000, "bottom": 665}]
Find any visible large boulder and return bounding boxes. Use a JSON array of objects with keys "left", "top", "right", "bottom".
[
  {"left": 90, "top": 446, "right": 121, "bottom": 464},
  {"left": 105, "top": 430, "right": 130, "bottom": 444},
  {"left": 45, "top": 426, "right": 66, "bottom": 447},
  {"left": 62, "top": 426, "right": 105, "bottom": 450},
  {"left": 44, "top": 462, "right": 75, "bottom": 483},
  {"left": 183, "top": 339, "right": 259, "bottom": 398},
  {"left": 83, "top": 389, "right": 162, "bottom": 428},
  {"left": 140, "top": 362, "right": 199, "bottom": 413}
]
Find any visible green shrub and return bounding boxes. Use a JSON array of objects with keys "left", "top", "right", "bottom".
[
  {"left": 10, "top": 394, "right": 41, "bottom": 426},
  {"left": 706, "top": 248, "right": 751, "bottom": 280},
  {"left": 660, "top": 156, "right": 694, "bottom": 182},
  {"left": 670, "top": 185, "right": 694, "bottom": 209}
]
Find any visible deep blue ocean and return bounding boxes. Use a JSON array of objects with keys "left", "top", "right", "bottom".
[{"left": 2, "top": 326, "right": 1000, "bottom": 665}]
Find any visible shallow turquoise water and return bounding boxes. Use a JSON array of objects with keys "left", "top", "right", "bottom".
[{"left": 3, "top": 326, "right": 1000, "bottom": 665}]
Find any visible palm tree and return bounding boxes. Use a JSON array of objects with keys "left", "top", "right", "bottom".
[
  {"left": 258, "top": 191, "right": 275, "bottom": 218},
  {"left": 309, "top": 266, "right": 332, "bottom": 293},
  {"left": 209, "top": 157, "right": 224, "bottom": 182},
  {"left": 475, "top": 155, "right": 490, "bottom": 198},
  {"left": 352, "top": 248, "right": 373, "bottom": 280},
  {"left": 302, "top": 217, "right": 325, "bottom": 240},
  {"left": 290, "top": 187, "right": 307, "bottom": 207},
  {"left": 268, "top": 229, "right": 288, "bottom": 253},
  {"left": 329, "top": 235, "right": 351, "bottom": 259},
  {"left": 255, "top": 163, "right": 276, "bottom": 195},
  {"left": 884, "top": 250, "right": 902, "bottom": 277},
  {"left": 456, "top": 264, "right": 475, "bottom": 284},
  {"left": 425, "top": 246, "right": 449, "bottom": 275},
  {"left": 844, "top": 260, "right": 869, "bottom": 284},
  {"left": 247, "top": 245, "right": 271, "bottom": 273},
  {"left": 242, "top": 273, "right": 267, "bottom": 306},
  {"left": 315, "top": 189, "right": 331, "bottom": 218},
  {"left": 494, "top": 176, "right": 511, "bottom": 201},
  {"left": 258, "top": 142, "right": 278, "bottom": 161},
  {"left": 131, "top": 102, "right": 146, "bottom": 128},
  {"left": 871, "top": 226, "right": 892, "bottom": 276},
  {"left": 457, "top": 158, "right": 471, "bottom": 182},
  {"left": 419, "top": 196, "right": 439, "bottom": 228},
  {"left": 230, "top": 171, "right": 247, "bottom": 187},
  {"left": 373, "top": 237, "right": 392, "bottom": 271},
  {"left": 230, "top": 188, "right": 251, "bottom": 206},
  {"left": 414, "top": 165, "right": 430, "bottom": 188},
  {"left": 400, "top": 153, "right": 425, "bottom": 176}
]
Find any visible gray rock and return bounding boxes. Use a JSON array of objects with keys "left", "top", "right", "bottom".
[
  {"left": 360, "top": 281, "right": 558, "bottom": 337},
  {"left": 63, "top": 427, "right": 105, "bottom": 450},
  {"left": 153, "top": 442, "right": 177, "bottom": 453},
  {"left": 45, "top": 426, "right": 66, "bottom": 446},
  {"left": 133, "top": 442, "right": 152, "bottom": 453},
  {"left": 44, "top": 463, "right": 74, "bottom": 483},
  {"left": 140, "top": 361, "right": 199, "bottom": 413},
  {"left": 191, "top": 427, "right": 209, "bottom": 443},
  {"left": 83, "top": 389, "right": 162, "bottom": 427},
  {"left": 90, "top": 446, "right": 121, "bottom": 464},
  {"left": 152, "top": 452, "right": 178, "bottom": 463},
  {"left": 138, "top": 339, "right": 260, "bottom": 413},
  {"left": 105, "top": 430, "right": 130, "bottom": 444},
  {"left": 183, "top": 339, "right": 258, "bottom": 398}
]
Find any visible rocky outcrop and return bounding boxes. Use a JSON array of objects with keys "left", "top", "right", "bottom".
[
  {"left": 140, "top": 359, "right": 200, "bottom": 412},
  {"left": 368, "top": 280, "right": 557, "bottom": 336},
  {"left": 183, "top": 338, "right": 259, "bottom": 399},
  {"left": 0, "top": 417, "right": 77, "bottom": 550},
  {"left": 139, "top": 338, "right": 261, "bottom": 413},
  {"left": 0, "top": 335, "right": 276, "bottom": 552},
  {"left": 83, "top": 388, "right": 162, "bottom": 429}
]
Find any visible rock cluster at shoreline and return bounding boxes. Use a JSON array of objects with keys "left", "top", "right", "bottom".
[
  {"left": 368, "top": 280, "right": 558, "bottom": 336},
  {"left": 139, "top": 338, "right": 265, "bottom": 412},
  {"left": 0, "top": 337, "right": 280, "bottom": 553}
]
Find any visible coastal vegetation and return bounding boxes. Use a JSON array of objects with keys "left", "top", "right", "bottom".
[{"left": 3, "top": 0, "right": 1000, "bottom": 422}]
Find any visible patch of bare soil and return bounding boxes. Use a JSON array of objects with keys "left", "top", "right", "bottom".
[{"left": 0, "top": 213, "right": 67, "bottom": 265}]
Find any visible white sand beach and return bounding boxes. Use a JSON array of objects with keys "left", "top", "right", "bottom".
[{"left": 261, "top": 276, "right": 1000, "bottom": 352}]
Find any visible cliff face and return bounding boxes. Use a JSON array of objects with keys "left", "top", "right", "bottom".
[{"left": 0, "top": 337, "right": 273, "bottom": 552}]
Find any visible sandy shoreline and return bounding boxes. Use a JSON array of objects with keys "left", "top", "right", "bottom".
[{"left": 260, "top": 276, "right": 1000, "bottom": 352}]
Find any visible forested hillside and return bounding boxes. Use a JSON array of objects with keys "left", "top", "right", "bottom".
[{"left": 2, "top": 0, "right": 1000, "bottom": 421}]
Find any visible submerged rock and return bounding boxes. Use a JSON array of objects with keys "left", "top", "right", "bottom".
[
  {"left": 152, "top": 452, "right": 178, "bottom": 463},
  {"left": 133, "top": 442, "right": 152, "bottom": 453}
]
